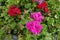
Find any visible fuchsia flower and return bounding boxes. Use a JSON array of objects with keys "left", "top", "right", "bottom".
[
  {"left": 32, "top": 0, "right": 44, "bottom": 4},
  {"left": 8, "top": 5, "right": 20, "bottom": 16},
  {"left": 26, "top": 21, "right": 43, "bottom": 35},
  {"left": 30, "top": 12, "right": 44, "bottom": 22},
  {"left": 36, "top": 0, "right": 44, "bottom": 4}
]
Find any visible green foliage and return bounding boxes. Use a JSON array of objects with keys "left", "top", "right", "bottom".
[{"left": 0, "top": 0, "right": 60, "bottom": 40}]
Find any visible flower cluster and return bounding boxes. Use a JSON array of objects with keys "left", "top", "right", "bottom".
[
  {"left": 7, "top": 0, "right": 49, "bottom": 35},
  {"left": 36, "top": 0, "right": 44, "bottom": 4},
  {"left": 26, "top": 12, "right": 43, "bottom": 35},
  {"left": 32, "top": 0, "right": 49, "bottom": 13},
  {"left": 32, "top": 0, "right": 44, "bottom": 4},
  {"left": 30, "top": 12, "right": 44, "bottom": 22},
  {"left": 26, "top": 21, "right": 43, "bottom": 35},
  {"left": 36, "top": 1, "right": 49, "bottom": 13},
  {"left": 8, "top": 5, "right": 20, "bottom": 16}
]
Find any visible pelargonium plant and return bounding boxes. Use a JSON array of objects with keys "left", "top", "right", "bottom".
[{"left": 0, "top": 0, "right": 60, "bottom": 40}]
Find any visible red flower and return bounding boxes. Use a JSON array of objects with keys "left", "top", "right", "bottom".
[
  {"left": 36, "top": 1, "right": 49, "bottom": 13},
  {"left": 44, "top": 7, "right": 49, "bottom": 13},
  {"left": 8, "top": 5, "right": 20, "bottom": 16}
]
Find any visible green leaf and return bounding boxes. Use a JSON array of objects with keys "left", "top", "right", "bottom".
[
  {"left": 24, "top": 3, "right": 31, "bottom": 9},
  {"left": 42, "top": 24, "right": 47, "bottom": 31},
  {"left": 4, "top": 34, "right": 12, "bottom": 40},
  {"left": 47, "top": 17, "right": 54, "bottom": 25}
]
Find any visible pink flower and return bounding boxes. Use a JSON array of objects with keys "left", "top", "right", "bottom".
[
  {"left": 30, "top": 12, "right": 44, "bottom": 22},
  {"left": 32, "top": 0, "right": 44, "bottom": 4},
  {"left": 36, "top": 0, "right": 44, "bottom": 4},
  {"left": 26, "top": 21, "right": 43, "bottom": 35}
]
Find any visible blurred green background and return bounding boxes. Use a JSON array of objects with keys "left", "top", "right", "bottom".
[{"left": 0, "top": 0, "right": 60, "bottom": 40}]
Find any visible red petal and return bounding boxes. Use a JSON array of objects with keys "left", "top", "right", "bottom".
[
  {"left": 36, "top": 1, "right": 47, "bottom": 9},
  {"left": 44, "top": 7, "right": 49, "bottom": 13}
]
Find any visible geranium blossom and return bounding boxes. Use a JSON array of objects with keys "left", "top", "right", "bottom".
[
  {"left": 26, "top": 21, "right": 43, "bottom": 35},
  {"left": 36, "top": 0, "right": 44, "bottom": 4},
  {"left": 32, "top": 0, "right": 44, "bottom": 4},
  {"left": 36, "top": 1, "right": 49, "bottom": 13},
  {"left": 8, "top": 5, "right": 20, "bottom": 16},
  {"left": 30, "top": 12, "right": 44, "bottom": 22}
]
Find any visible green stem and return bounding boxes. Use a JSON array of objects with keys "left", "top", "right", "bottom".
[{"left": 34, "top": 35, "right": 37, "bottom": 40}]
